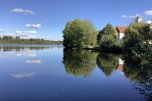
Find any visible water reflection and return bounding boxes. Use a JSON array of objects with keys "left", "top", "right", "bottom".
[
  {"left": 26, "top": 59, "right": 42, "bottom": 64},
  {"left": 16, "top": 52, "right": 37, "bottom": 57},
  {"left": 63, "top": 48, "right": 152, "bottom": 100},
  {"left": 11, "top": 72, "right": 35, "bottom": 79},
  {"left": 123, "top": 53, "right": 152, "bottom": 101},
  {"left": 0, "top": 44, "right": 51, "bottom": 52},
  {"left": 0, "top": 45, "right": 151, "bottom": 101},
  {"left": 97, "top": 53, "right": 122, "bottom": 76},
  {"left": 63, "top": 49, "right": 98, "bottom": 77}
]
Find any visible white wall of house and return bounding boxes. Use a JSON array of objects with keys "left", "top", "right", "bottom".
[
  {"left": 115, "top": 33, "right": 118, "bottom": 37},
  {"left": 119, "top": 33, "right": 125, "bottom": 41},
  {"left": 115, "top": 32, "right": 125, "bottom": 42}
]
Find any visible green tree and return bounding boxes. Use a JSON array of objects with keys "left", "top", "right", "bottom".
[
  {"left": 97, "top": 23, "right": 121, "bottom": 50},
  {"left": 123, "top": 22, "right": 152, "bottom": 56},
  {"left": 63, "top": 19, "right": 98, "bottom": 49},
  {"left": 123, "top": 22, "right": 152, "bottom": 101},
  {"left": 0, "top": 36, "right": 63, "bottom": 45}
]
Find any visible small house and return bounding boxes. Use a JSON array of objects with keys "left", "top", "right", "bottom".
[{"left": 116, "top": 26, "right": 127, "bottom": 42}]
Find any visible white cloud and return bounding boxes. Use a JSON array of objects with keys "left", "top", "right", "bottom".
[
  {"left": 15, "top": 30, "right": 37, "bottom": 39},
  {"left": 26, "top": 59, "right": 42, "bottom": 64},
  {"left": 25, "top": 24, "right": 41, "bottom": 28},
  {"left": 145, "top": 10, "right": 152, "bottom": 16},
  {"left": 1, "top": 33, "right": 15, "bottom": 37},
  {"left": 0, "top": 29, "right": 5, "bottom": 32},
  {"left": 27, "top": 31, "right": 37, "bottom": 34},
  {"left": 0, "top": 29, "right": 16, "bottom": 33},
  {"left": 16, "top": 30, "right": 37, "bottom": 35},
  {"left": 11, "top": 8, "right": 35, "bottom": 14},
  {"left": 121, "top": 14, "right": 140, "bottom": 19},
  {"left": 146, "top": 20, "right": 152, "bottom": 24},
  {"left": 12, "top": 72, "right": 35, "bottom": 78}
]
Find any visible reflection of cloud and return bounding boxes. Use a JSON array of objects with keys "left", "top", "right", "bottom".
[
  {"left": 16, "top": 52, "right": 37, "bottom": 57},
  {"left": 26, "top": 59, "right": 42, "bottom": 64},
  {"left": 12, "top": 72, "right": 35, "bottom": 78}
]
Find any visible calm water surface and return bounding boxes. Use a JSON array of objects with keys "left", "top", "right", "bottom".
[{"left": 0, "top": 45, "right": 151, "bottom": 101}]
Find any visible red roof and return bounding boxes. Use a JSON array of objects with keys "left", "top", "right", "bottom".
[
  {"left": 115, "top": 64, "right": 125, "bottom": 72},
  {"left": 116, "top": 26, "right": 127, "bottom": 33}
]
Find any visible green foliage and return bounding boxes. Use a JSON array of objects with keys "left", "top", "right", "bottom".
[
  {"left": 63, "top": 19, "right": 98, "bottom": 49},
  {"left": 97, "top": 23, "right": 121, "bottom": 50},
  {"left": 123, "top": 22, "right": 152, "bottom": 101},
  {"left": 97, "top": 52, "right": 119, "bottom": 77},
  {"left": 123, "top": 22, "right": 152, "bottom": 55},
  {"left": 0, "top": 36, "right": 63, "bottom": 45},
  {"left": 62, "top": 49, "right": 97, "bottom": 77}
]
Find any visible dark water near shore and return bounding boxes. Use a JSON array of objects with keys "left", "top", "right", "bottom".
[{"left": 0, "top": 45, "right": 151, "bottom": 101}]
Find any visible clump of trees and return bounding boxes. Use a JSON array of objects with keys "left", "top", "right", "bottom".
[
  {"left": 63, "top": 18, "right": 152, "bottom": 53},
  {"left": 63, "top": 19, "right": 121, "bottom": 50},
  {"left": 63, "top": 19, "right": 98, "bottom": 49},
  {"left": 122, "top": 22, "right": 152, "bottom": 100},
  {"left": 123, "top": 22, "right": 152, "bottom": 57},
  {"left": 0, "top": 36, "right": 63, "bottom": 45},
  {"left": 97, "top": 24, "right": 122, "bottom": 51}
]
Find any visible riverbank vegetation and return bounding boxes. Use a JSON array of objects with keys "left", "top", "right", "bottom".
[
  {"left": 0, "top": 36, "right": 63, "bottom": 45},
  {"left": 62, "top": 18, "right": 152, "bottom": 100},
  {"left": 123, "top": 22, "right": 152, "bottom": 55},
  {"left": 63, "top": 18, "right": 152, "bottom": 53},
  {"left": 63, "top": 19, "right": 121, "bottom": 50}
]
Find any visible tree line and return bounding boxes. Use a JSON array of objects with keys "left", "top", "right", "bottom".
[
  {"left": 63, "top": 19, "right": 152, "bottom": 53},
  {"left": 0, "top": 36, "right": 63, "bottom": 45}
]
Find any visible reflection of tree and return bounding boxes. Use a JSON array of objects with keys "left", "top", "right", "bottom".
[
  {"left": 0, "top": 45, "right": 51, "bottom": 52},
  {"left": 97, "top": 53, "right": 119, "bottom": 77},
  {"left": 63, "top": 49, "right": 97, "bottom": 77},
  {"left": 123, "top": 53, "right": 152, "bottom": 101}
]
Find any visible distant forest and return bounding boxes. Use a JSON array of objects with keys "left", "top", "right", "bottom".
[{"left": 0, "top": 36, "right": 63, "bottom": 45}]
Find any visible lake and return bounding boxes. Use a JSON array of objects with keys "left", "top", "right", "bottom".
[{"left": 0, "top": 45, "right": 151, "bottom": 101}]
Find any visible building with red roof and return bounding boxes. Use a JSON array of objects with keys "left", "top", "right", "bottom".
[{"left": 115, "top": 26, "right": 127, "bottom": 42}]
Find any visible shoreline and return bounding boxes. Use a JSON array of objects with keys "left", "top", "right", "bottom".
[{"left": 0, "top": 43, "right": 63, "bottom": 47}]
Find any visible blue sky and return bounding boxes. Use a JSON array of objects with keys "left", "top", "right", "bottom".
[{"left": 0, "top": 0, "right": 152, "bottom": 40}]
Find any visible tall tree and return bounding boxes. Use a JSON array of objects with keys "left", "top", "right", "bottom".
[
  {"left": 63, "top": 19, "right": 98, "bottom": 48},
  {"left": 97, "top": 23, "right": 121, "bottom": 50}
]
